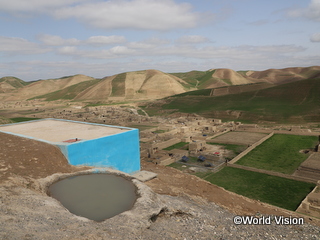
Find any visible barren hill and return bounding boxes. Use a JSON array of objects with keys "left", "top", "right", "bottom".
[
  {"left": 33, "top": 70, "right": 189, "bottom": 101},
  {"left": 1, "top": 66, "right": 320, "bottom": 102},
  {"left": 211, "top": 68, "right": 256, "bottom": 86},
  {"left": 5, "top": 74, "right": 94, "bottom": 101},
  {"left": 247, "top": 66, "right": 320, "bottom": 84},
  {"left": 0, "top": 76, "right": 28, "bottom": 93}
]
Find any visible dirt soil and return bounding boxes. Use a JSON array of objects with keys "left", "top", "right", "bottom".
[
  {"left": 1, "top": 132, "right": 320, "bottom": 239},
  {"left": 0, "top": 132, "right": 89, "bottom": 182}
]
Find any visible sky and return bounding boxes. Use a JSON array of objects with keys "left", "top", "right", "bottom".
[{"left": 1, "top": 0, "right": 320, "bottom": 81}]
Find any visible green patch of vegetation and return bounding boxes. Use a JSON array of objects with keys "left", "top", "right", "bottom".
[
  {"left": 84, "top": 101, "right": 130, "bottom": 107},
  {"left": 221, "top": 78, "right": 232, "bottom": 85},
  {"left": 153, "top": 129, "right": 167, "bottom": 133},
  {"left": 237, "top": 70, "right": 249, "bottom": 76},
  {"left": 127, "top": 125, "right": 156, "bottom": 131},
  {"left": 0, "top": 76, "right": 28, "bottom": 88},
  {"left": 137, "top": 109, "right": 146, "bottom": 116},
  {"left": 10, "top": 117, "right": 41, "bottom": 123},
  {"left": 111, "top": 73, "right": 126, "bottom": 97},
  {"left": 205, "top": 167, "right": 315, "bottom": 211},
  {"left": 196, "top": 70, "right": 216, "bottom": 89},
  {"left": 173, "top": 89, "right": 212, "bottom": 97},
  {"left": 170, "top": 70, "right": 207, "bottom": 88},
  {"left": 236, "top": 134, "right": 318, "bottom": 174},
  {"left": 163, "top": 142, "right": 188, "bottom": 151},
  {"left": 168, "top": 162, "right": 187, "bottom": 171}
]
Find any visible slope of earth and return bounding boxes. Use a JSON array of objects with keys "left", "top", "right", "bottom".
[
  {"left": 2, "top": 66, "right": 320, "bottom": 102},
  {"left": 4, "top": 74, "right": 95, "bottom": 101},
  {"left": 170, "top": 69, "right": 257, "bottom": 90},
  {"left": 70, "top": 69, "right": 190, "bottom": 101},
  {"left": 211, "top": 68, "right": 256, "bottom": 86},
  {"left": 0, "top": 132, "right": 89, "bottom": 182},
  {"left": 145, "top": 77, "right": 320, "bottom": 123},
  {"left": 0, "top": 76, "right": 29, "bottom": 93},
  {"left": 170, "top": 66, "right": 320, "bottom": 91},
  {"left": 1, "top": 132, "right": 320, "bottom": 239},
  {"left": 247, "top": 66, "right": 320, "bottom": 85},
  {"left": 30, "top": 78, "right": 103, "bottom": 101}
]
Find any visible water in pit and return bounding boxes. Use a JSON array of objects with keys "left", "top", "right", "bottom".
[{"left": 48, "top": 174, "right": 138, "bottom": 222}]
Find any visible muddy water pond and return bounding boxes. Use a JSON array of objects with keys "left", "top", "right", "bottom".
[{"left": 48, "top": 174, "right": 138, "bottom": 222}]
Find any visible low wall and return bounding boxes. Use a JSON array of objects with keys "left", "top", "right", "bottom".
[
  {"left": 227, "top": 164, "right": 317, "bottom": 183},
  {"left": 228, "top": 132, "right": 274, "bottom": 164},
  {"left": 236, "top": 128, "right": 320, "bottom": 136}
]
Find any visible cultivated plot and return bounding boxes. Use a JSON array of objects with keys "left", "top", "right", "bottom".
[
  {"left": 205, "top": 167, "right": 315, "bottom": 211},
  {"left": 236, "top": 134, "right": 318, "bottom": 174},
  {"left": 211, "top": 131, "right": 267, "bottom": 145}
]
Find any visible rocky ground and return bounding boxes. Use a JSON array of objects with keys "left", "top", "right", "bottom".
[{"left": 0, "top": 132, "right": 320, "bottom": 239}]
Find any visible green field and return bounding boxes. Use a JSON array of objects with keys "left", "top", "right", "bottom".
[
  {"left": 10, "top": 117, "right": 41, "bottom": 123},
  {"left": 163, "top": 142, "right": 188, "bottom": 151},
  {"left": 205, "top": 167, "right": 315, "bottom": 211},
  {"left": 236, "top": 134, "right": 318, "bottom": 174}
]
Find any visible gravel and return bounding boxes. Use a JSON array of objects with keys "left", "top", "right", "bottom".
[{"left": 1, "top": 180, "right": 320, "bottom": 240}]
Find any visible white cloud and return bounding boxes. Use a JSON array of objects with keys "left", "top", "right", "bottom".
[
  {"left": 38, "top": 34, "right": 127, "bottom": 47},
  {"left": 54, "top": 0, "right": 200, "bottom": 30},
  {"left": 176, "top": 35, "right": 210, "bottom": 44},
  {"left": 37, "top": 34, "right": 80, "bottom": 46},
  {"left": 287, "top": 0, "right": 320, "bottom": 21},
  {"left": 110, "top": 46, "right": 135, "bottom": 55},
  {"left": 310, "top": 33, "right": 320, "bottom": 42},
  {"left": 0, "top": 36, "right": 49, "bottom": 55},
  {"left": 57, "top": 46, "right": 78, "bottom": 55},
  {"left": 0, "top": 0, "right": 88, "bottom": 13},
  {"left": 87, "top": 36, "right": 126, "bottom": 45},
  {"left": 127, "top": 37, "right": 170, "bottom": 49}
]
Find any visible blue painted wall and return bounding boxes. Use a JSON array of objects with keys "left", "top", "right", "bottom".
[
  {"left": 0, "top": 118, "right": 141, "bottom": 174},
  {"left": 58, "top": 128, "right": 140, "bottom": 174}
]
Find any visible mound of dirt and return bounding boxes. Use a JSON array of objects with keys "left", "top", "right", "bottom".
[{"left": 0, "top": 132, "right": 88, "bottom": 182}]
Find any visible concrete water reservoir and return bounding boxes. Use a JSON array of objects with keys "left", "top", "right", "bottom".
[
  {"left": 0, "top": 118, "right": 140, "bottom": 174},
  {"left": 48, "top": 173, "right": 138, "bottom": 221}
]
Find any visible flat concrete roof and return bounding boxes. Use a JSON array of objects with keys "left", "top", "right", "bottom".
[{"left": 0, "top": 119, "right": 130, "bottom": 142}]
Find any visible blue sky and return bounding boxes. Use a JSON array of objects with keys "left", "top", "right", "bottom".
[{"left": 1, "top": 0, "right": 320, "bottom": 81}]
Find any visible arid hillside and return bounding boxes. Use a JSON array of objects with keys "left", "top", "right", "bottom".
[
  {"left": 4, "top": 74, "right": 94, "bottom": 101},
  {"left": 1, "top": 66, "right": 320, "bottom": 102},
  {"left": 0, "top": 76, "right": 28, "bottom": 93}
]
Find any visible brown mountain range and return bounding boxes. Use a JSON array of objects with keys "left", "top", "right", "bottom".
[{"left": 0, "top": 66, "right": 319, "bottom": 101}]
